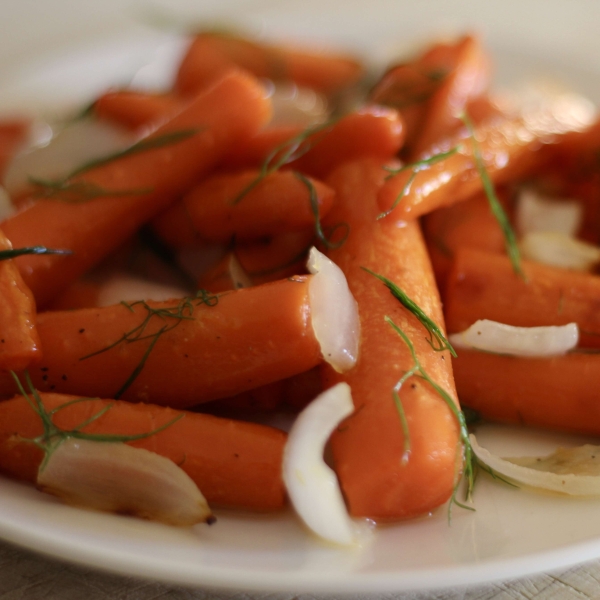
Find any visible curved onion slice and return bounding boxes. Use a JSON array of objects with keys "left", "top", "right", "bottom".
[
  {"left": 449, "top": 319, "right": 578, "bottom": 357},
  {"left": 307, "top": 247, "right": 360, "bottom": 373},
  {"left": 520, "top": 231, "right": 600, "bottom": 271},
  {"left": 37, "top": 438, "right": 213, "bottom": 526},
  {"left": 0, "top": 186, "right": 15, "bottom": 222},
  {"left": 516, "top": 188, "right": 582, "bottom": 237},
  {"left": 96, "top": 274, "right": 189, "bottom": 307},
  {"left": 471, "top": 434, "right": 600, "bottom": 496},
  {"left": 265, "top": 81, "right": 328, "bottom": 127},
  {"left": 283, "top": 382, "right": 371, "bottom": 546}
]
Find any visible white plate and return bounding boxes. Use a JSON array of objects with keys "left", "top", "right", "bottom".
[{"left": 2, "top": 0, "right": 600, "bottom": 594}]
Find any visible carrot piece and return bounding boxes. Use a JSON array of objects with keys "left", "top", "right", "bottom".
[
  {"left": 1, "top": 70, "right": 271, "bottom": 308},
  {"left": 0, "top": 276, "right": 322, "bottom": 408},
  {"left": 197, "top": 252, "right": 253, "bottom": 293},
  {"left": 423, "top": 190, "right": 511, "bottom": 291},
  {"left": 444, "top": 248, "right": 600, "bottom": 348},
  {"left": 183, "top": 170, "right": 335, "bottom": 243},
  {"left": 94, "top": 91, "right": 183, "bottom": 131},
  {"left": 150, "top": 200, "right": 204, "bottom": 250},
  {"left": 47, "top": 278, "right": 102, "bottom": 311},
  {"left": 377, "top": 105, "right": 593, "bottom": 220},
  {"left": 0, "top": 392, "right": 286, "bottom": 510},
  {"left": 0, "top": 232, "right": 41, "bottom": 371},
  {"left": 175, "top": 33, "right": 363, "bottom": 96},
  {"left": 323, "top": 159, "right": 460, "bottom": 520},
  {"left": 452, "top": 349, "right": 600, "bottom": 435}
]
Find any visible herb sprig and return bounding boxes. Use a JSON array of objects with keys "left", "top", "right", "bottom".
[
  {"left": 363, "top": 267, "right": 456, "bottom": 356},
  {"left": 80, "top": 290, "right": 218, "bottom": 399},
  {"left": 0, "top": 246, "right": 72, "bottom": 261}
]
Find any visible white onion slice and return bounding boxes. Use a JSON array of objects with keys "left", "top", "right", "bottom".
[
  {"left": 0, "top": 186, "right": 15, "bottom": 222},
  {"left": 265, "top": 81, "right": 328, "bottom": 127},
  {"left": 471, "top": 435, "right": 600, "bottom": 496},
  {"left": 96, "top": 274, "right": 189, "bottom": 307},
  {"left": 283, "top": 382, "right": 371, "bottom": 546},
  {"left": 37, "top": 438, "right": 213, "bottom": 526},
  {"left": 516, "top": 188, "right": 582, "bottom": 237},
  {"left": 307, "top": 247, "right": 360, "bottom": 373},
  {"left": 449, "top": 319, "right": 578, "bottom": 357},
  {"left": 520, "top": 231, "right": 600, "bottom": 271}
]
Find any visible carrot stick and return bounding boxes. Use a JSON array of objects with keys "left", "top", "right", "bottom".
[
  {"left": 0, "top": 232, "right": 41, "bottom": 371},
  {"left": 452, "top": 349, "right": 600, "bottom": 435},
  {"left": 0, "top": 392, "right": 286, "bottom": 510},
  {"left": 0, "top": 276, "right": 322, "bottom": 408},
  {"left": 150, "top": 200, "right": 204, "bottom": 251},
  {"left": 1, "top": 70, "right": 272, "bottom": 308},
  {"left": 445, "top": 248, "right": 600, "bottom": 348},
  {"left": 323, "top": 159, "right": 460, "bottom": 520},
  {"left": 182, "top": 170, "right": 334, "bottom": 243},
  {"left": 377, "top": 103, "right": 593, "bottom": 220},
  {"left": 94, "top": 91, "right": 183, "bottom": 131},
  {"left": 175, "top": 33, "right": 363, "bottom": 96}
]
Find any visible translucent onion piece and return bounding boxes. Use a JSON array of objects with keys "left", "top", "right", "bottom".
[
  {"left": 307, "top": 247, "right": 360, "bottom": 373},
  {"left": 283, "top": 382, "right": 371, "bottom": 546},
  {"left": 516, "top": 188, "right": 582, "bottom": 237},
  {"left": 96, "top": 274, "right": 189, "bottom": 307},
  {"left": 471, "top": 435, "right": 600, "bottom": 496},
  {"left": 520, "top": 231, "right": 600, "bottom": 271},
  {"left": 265, "top": 82, "right": 328, "bottom": 127},
  {"left": 0, "top": 186, "right": 15, "bottom": 222},
  {"left": 4, "top": 119, "right": 134, "bottom": 195},
  {"left": 37, "top": 438, "right": 213, "bottom": 526},
  {"left": 449, "top": 319, "right": 578, "bottom": 357}
]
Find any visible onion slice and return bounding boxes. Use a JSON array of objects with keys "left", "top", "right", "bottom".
[
  {"left": 449, "top": 319, "right": 578, "bottom": 357},
  {"left": 471, "top": 434, "right": 600, "bottom": 496},
  {"left": 515, "top": 188, "right": 582, "bottom": 237},
  {"left": 96, "top": 274, "right": 190, "bottom": 307},
  {"left": 307, "top": 247, "right": 360, "bottom": 373},
  {"left": 37, "top": 438, "right": 213, "bottom": 526},
  {"left": 520, "top": 231, "right": 600, "bottom": 271},
  {"left": 283, "top": 382, "right": 370, "bottom": 546}
]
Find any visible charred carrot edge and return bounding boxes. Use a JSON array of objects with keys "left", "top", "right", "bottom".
[
  {"left": 0, "top": 276, "right": 322, "bottom": 408},
  {"left": 452, "top": 348, "right": 600, "bottom": 436},
  {"left": 1, "top": 70, "right": 272, "bottom": 308},
  {"left": 0, "top": 231, "right": 41, "bottom": 371},
  {"left": 323, "top": 159, "right": 460, "bottom": 520},
  {"left": 0, "top": 392, "right": 286, "bottom": 510},
  {"left": 94, "top": 91, "right": 184, "bottom": 131},
  {"left": 444, "top": 248, "right": 600, "bottom": 349},
  {"left": 183, "top": 170, "right": 335, "bottom": 243},
  {"left": 175, "top": 32, "right": 363, "bottom": 96}
]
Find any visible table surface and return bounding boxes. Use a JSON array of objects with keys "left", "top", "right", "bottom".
[{"left": 1, "top": 539, "right": 598, "bottom": 600}]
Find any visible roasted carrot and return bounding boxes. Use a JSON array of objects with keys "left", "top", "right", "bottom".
[
  {"left": 452, "top": 349, "right": 600, "bottom": 436},
  {"left": 94, "top": 91, "right": 183, "bottom": 131},
  {"left": 0, "top": 392, "right": 286, "bottom": 510},
  {"left": 0, "top": 232, "right": 41, "bottom": 371},
  {"left": 0, "top": 276, "right": 322, "bottom": 408},
  {"left": 323, "top": 159, "right": 460, "bottom": 520},
  {"left": 445, "top": 248, "right": 600, "bottom": 348},
  {"left": 1, "top": 70, "right": 271, "bottom": 308},
  {"left": 175, "top": 32, "right": 363, "bottom": 96}
]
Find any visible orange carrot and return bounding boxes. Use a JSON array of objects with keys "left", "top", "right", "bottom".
[
  {"left": 323, "top": 159, "right": 460, "bottom": 520},
  {"left": 183, "top": 170, "right": 335, "bottom": 242},
  {"left": 0, "top": 276, "right": 322, "bottom": 408},
  {"left": 0, "top": 392, "right": 286, "bottom": 510},
  {"left": 94, "top": 90, "right": 183, "bottom": 131},
  {"left": 1, "top": 70, "right": 271, "bottom": 308},
  {"left": 0, "top": 232, "right": 41, "bottom": 371},
  {"left": 150, "top": 200, "right": 204, "bottom": 251},
  {"left": 175, "top": 33, "right": 363, "bottom": 96},
  {"left": 444, "top": 248, "right": 600, "bottom": 348},
  {"left": 452, "top": 349, "right": 600, "bottom": 435}
]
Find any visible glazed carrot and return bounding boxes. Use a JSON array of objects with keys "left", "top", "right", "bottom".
[
  {"left": 411, "top": 35, "right": 491, "bottom": 157},
  {"left": 94, "top": 91, "right": 183, "bottom": 131},
  {"left": 47, "top": 278, "right": 102, "bottom": 311},
  {"left": 175, "top": 32, "right": 363, "bottom": 96},
  {"left": 0, "top": 392, "right": 286, "bottom": 510},
  {"left": 183, "top": 170, "right": 335, "bottom": 243},
  {"left": 0, "top": 276, "right": 322, "bottom": 408},
  {"left": 377, "top": 103, "right": 594, "bottom": 220},
  {"left": 444, "top": 248, "right": 600, "bottom": 348},
  {"left": 323, "top": 159, "right": 460, "bottom": 520},
  {"left": 150, "top": 200, "right": 204, "bottom": 250},
  {"left": 423, "top": 190, "right": 511, "bottom": 291},
  {"left": 0, "top": 231, "right": 41, "bottom": 371},
  {"left": 197, "top": 253, "right": 253, "bottom": 293},
  {"left": 452, "top": 349, "right": 600, "bottom": 436},
  {"left": 1, "top": 70, "right": 271, "bottom": 308}
]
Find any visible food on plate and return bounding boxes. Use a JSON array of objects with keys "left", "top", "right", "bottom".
[{"left": 1, "top": 26, "right": 600, "bottom": 542}]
